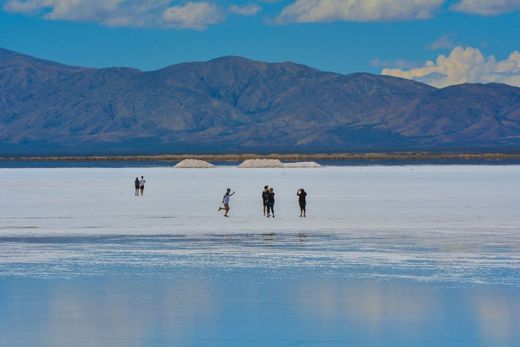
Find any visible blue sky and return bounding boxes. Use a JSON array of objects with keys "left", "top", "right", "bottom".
[{"left": 0, "top": 0, "right": 519, "bottom": 87}]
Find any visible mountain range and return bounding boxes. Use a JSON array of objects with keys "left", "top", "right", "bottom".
[{"left": 1, "top": 47, "right": 519, "bottom": 155}]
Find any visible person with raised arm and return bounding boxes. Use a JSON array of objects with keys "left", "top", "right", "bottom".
[
  {"left": 218, "top": 188, "right": 235, "bottom": 217},
  {"left": 297, "top": 188, "right": 307, "bottom": 217}
]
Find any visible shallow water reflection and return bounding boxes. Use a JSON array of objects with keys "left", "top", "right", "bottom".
[{"left": 1, "top": 274, "right": 519, "bottom": 347}]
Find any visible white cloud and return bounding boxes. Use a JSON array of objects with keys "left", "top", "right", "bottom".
[
  {"left": 382, "top": 46, "right": 520, "bottom": 88},
  {"left": 451, "top": 0, "right": 520, "bottom": 15},
  {"left": 3, "top": 0, "right": 123, "bottom": 21},
  {"left": 278, "top": 0, "right": 444, "bottom": 23},
  {"left": 228, "top": 3, "right": 262, "bottom": 16},
  {"left": 163, "top": 2, "right": 223, "bottom": 29},
  {"left": 2, "top": 0, "right": 224, "bottom": 29},
  {"left": 429, "top": 33, "right": 457, "bottom": 50}
]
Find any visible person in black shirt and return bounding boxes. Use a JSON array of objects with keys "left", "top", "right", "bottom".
[
  {"left": 262, "top": 186, "right": 270, "bottom": 217},
  {"left": 268, "top": 187, "right": 275, "bottom": 218},
  {"left": 297, "top": 188, "right": 307, "bottom": 217},
  {"left": 134, "top": 177, "right": 140, "bottom": 196}
]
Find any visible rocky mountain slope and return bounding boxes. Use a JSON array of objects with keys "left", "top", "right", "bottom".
[{"left": 1, "top": 47, "right": 519, "bottom": 154}]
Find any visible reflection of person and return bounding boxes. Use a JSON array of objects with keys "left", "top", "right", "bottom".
[
  {"left": 139, "top": 176, "right": 146, "bottom": 196},
  {"left": 134, "top": 177, "right": 140, "bottom": 196},
  {"left": 262, "top": 186, "right": 270, "bottom": 217},
  {"left": 297, "top": 188, "right": 307, "bottom": 217},
  {"left": 267, "top": 187, "right": 275, "bottom": 218},
  {"left": 218, "top": 188, "right": 235, "bottom": 217}
]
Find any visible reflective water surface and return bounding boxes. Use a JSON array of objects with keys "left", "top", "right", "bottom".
[{"left": 2, "top": 273, "right": 519, "bottom": 347}]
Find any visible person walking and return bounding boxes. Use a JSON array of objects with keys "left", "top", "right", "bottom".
[
  {"left": 139, "top": 176, "right": 146, "bottom": 196},
  {"left": 134, "top": 177, "right": 140, "bottom": 196},
  {"left": 297, "top": 188, "right": 307, "bottom": 217},
  {"left": 267, "top": 187, "right": 275, "bottom": 218},
  {"left": 218, "top": 188, "right": 235, "bottom": 217},
  {"left": 262, "top": 186, "right": 270, "bottom": 217}
]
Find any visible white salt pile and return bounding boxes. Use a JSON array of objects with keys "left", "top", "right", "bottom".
[
  {"left": 238, "top": 159, "right": 284, "bottom": 168},
  {"left": 174, "top": 159, "right": 215, "bottom": 168},
  {"left": 283, "top": 161, "right": 321, "bottom": 168}
]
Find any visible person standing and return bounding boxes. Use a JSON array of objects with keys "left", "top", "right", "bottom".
[
  {"left": 267, "top": 187, "right": 275, "bottom": 218},
  {"left": 262, "top": 186, "right": 270, "bottom": 217},
  {"left": 297, "top": 188, "right": 307, "bottom": 217},
  {"left": 139, "top": 176, "right": 146, "bottom": 196},
  {"left": 134, "top": 177, "right": 140, "bottom": 196},
  {"left": 218, "top": 188, "right": 235, "bottom": 217}
]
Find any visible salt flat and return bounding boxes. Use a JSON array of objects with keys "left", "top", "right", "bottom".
[
  {"left": 0, "top": 166, "right": 519, "bottom": 285},
  {"left": 1, "top": 165, "right": 520, "bottom": 347},
  {"left": 1, "top": 165, "right": 519, "bottom": 235}
]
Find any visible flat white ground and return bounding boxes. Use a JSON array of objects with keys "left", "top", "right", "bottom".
[{"left": 0, "top": 165, "right": 519, "bottom": 235}]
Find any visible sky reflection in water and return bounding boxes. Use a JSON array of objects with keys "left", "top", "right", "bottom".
[{"left": 1, "top": 274, "right": 519, "bottom": 347}]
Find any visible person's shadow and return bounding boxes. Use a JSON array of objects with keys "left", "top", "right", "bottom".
[{"left": 262, "top": 232, "right": 275, "bottom": 243}]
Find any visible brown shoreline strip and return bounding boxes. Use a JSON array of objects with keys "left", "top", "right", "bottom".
[{"left": 2, "top": 153, "right": 520, "bottom": 162}]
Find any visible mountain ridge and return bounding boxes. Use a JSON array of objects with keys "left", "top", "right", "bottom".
[{"left": 1, "top": 48, "right": 519, "bottom": 155}]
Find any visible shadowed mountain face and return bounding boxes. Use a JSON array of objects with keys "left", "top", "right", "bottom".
[{"left": 1, "top": 47, "right": 519, "bottom": 155}]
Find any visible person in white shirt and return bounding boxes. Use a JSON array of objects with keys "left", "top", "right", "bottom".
[
  {"left": 218, "top": 188, "right": 235, "bottom": 217},
  {"left": 139, "top": 176, "right": 146, "bottom": 196}
]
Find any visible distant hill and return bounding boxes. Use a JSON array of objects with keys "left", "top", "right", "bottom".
[{"left": 1, "top": 47, "right": 519, "bottom": 155}]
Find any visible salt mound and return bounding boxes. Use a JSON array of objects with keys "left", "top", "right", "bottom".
[
  {"left": 174, "top": 159, "right": 215, "bottom": 168},
  {"left": 283, "top": 161, "right": 321, "bottom": 168},
  {"left": 238, "top": 159, "right": 284, "bottom": 168}
]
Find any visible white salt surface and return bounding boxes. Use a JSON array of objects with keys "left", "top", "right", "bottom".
[
  {"left": 174, "top": 159, "right": 215, "bottom": 168},
  {"left": 283, "top": 161, "right": 321, "bottom": 168},
  {"left": 1, "top": 166, "right": 519, "bottom": 236}
]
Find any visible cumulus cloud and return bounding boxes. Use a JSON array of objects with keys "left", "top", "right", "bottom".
[
  {"left": 451, "top": 0, "right": 520, "bottom": 15},
  {"left": 2, "top": 0, "right": 224, "bottom": 29},
  {"left": 382, "top": 46, "right": 520, "bottom": 88},
  {"left": 277, "top": 0, "right": 444, "bottom": 23},
  {"left": 228, "top": 3, "right": 262, "bottom": 16}
]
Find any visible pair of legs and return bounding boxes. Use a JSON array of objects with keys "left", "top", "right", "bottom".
[
  {"left": 135, "top": 188, "right": 139, "bottom": 196},
  {"left": 263, "top": 202, "right": 269, "bottom": 216},
  {"left": 299, "top": 202, "right": 306, "bottom": 217},
  {"left": 219, "top": 203, "right": 230, "bottom": 217},
  {"left": 140, "top": 187, "right": 144, "bottom": 196},
  {"left": 268, "top": 203, "right": 275, "bottom": 218}
]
